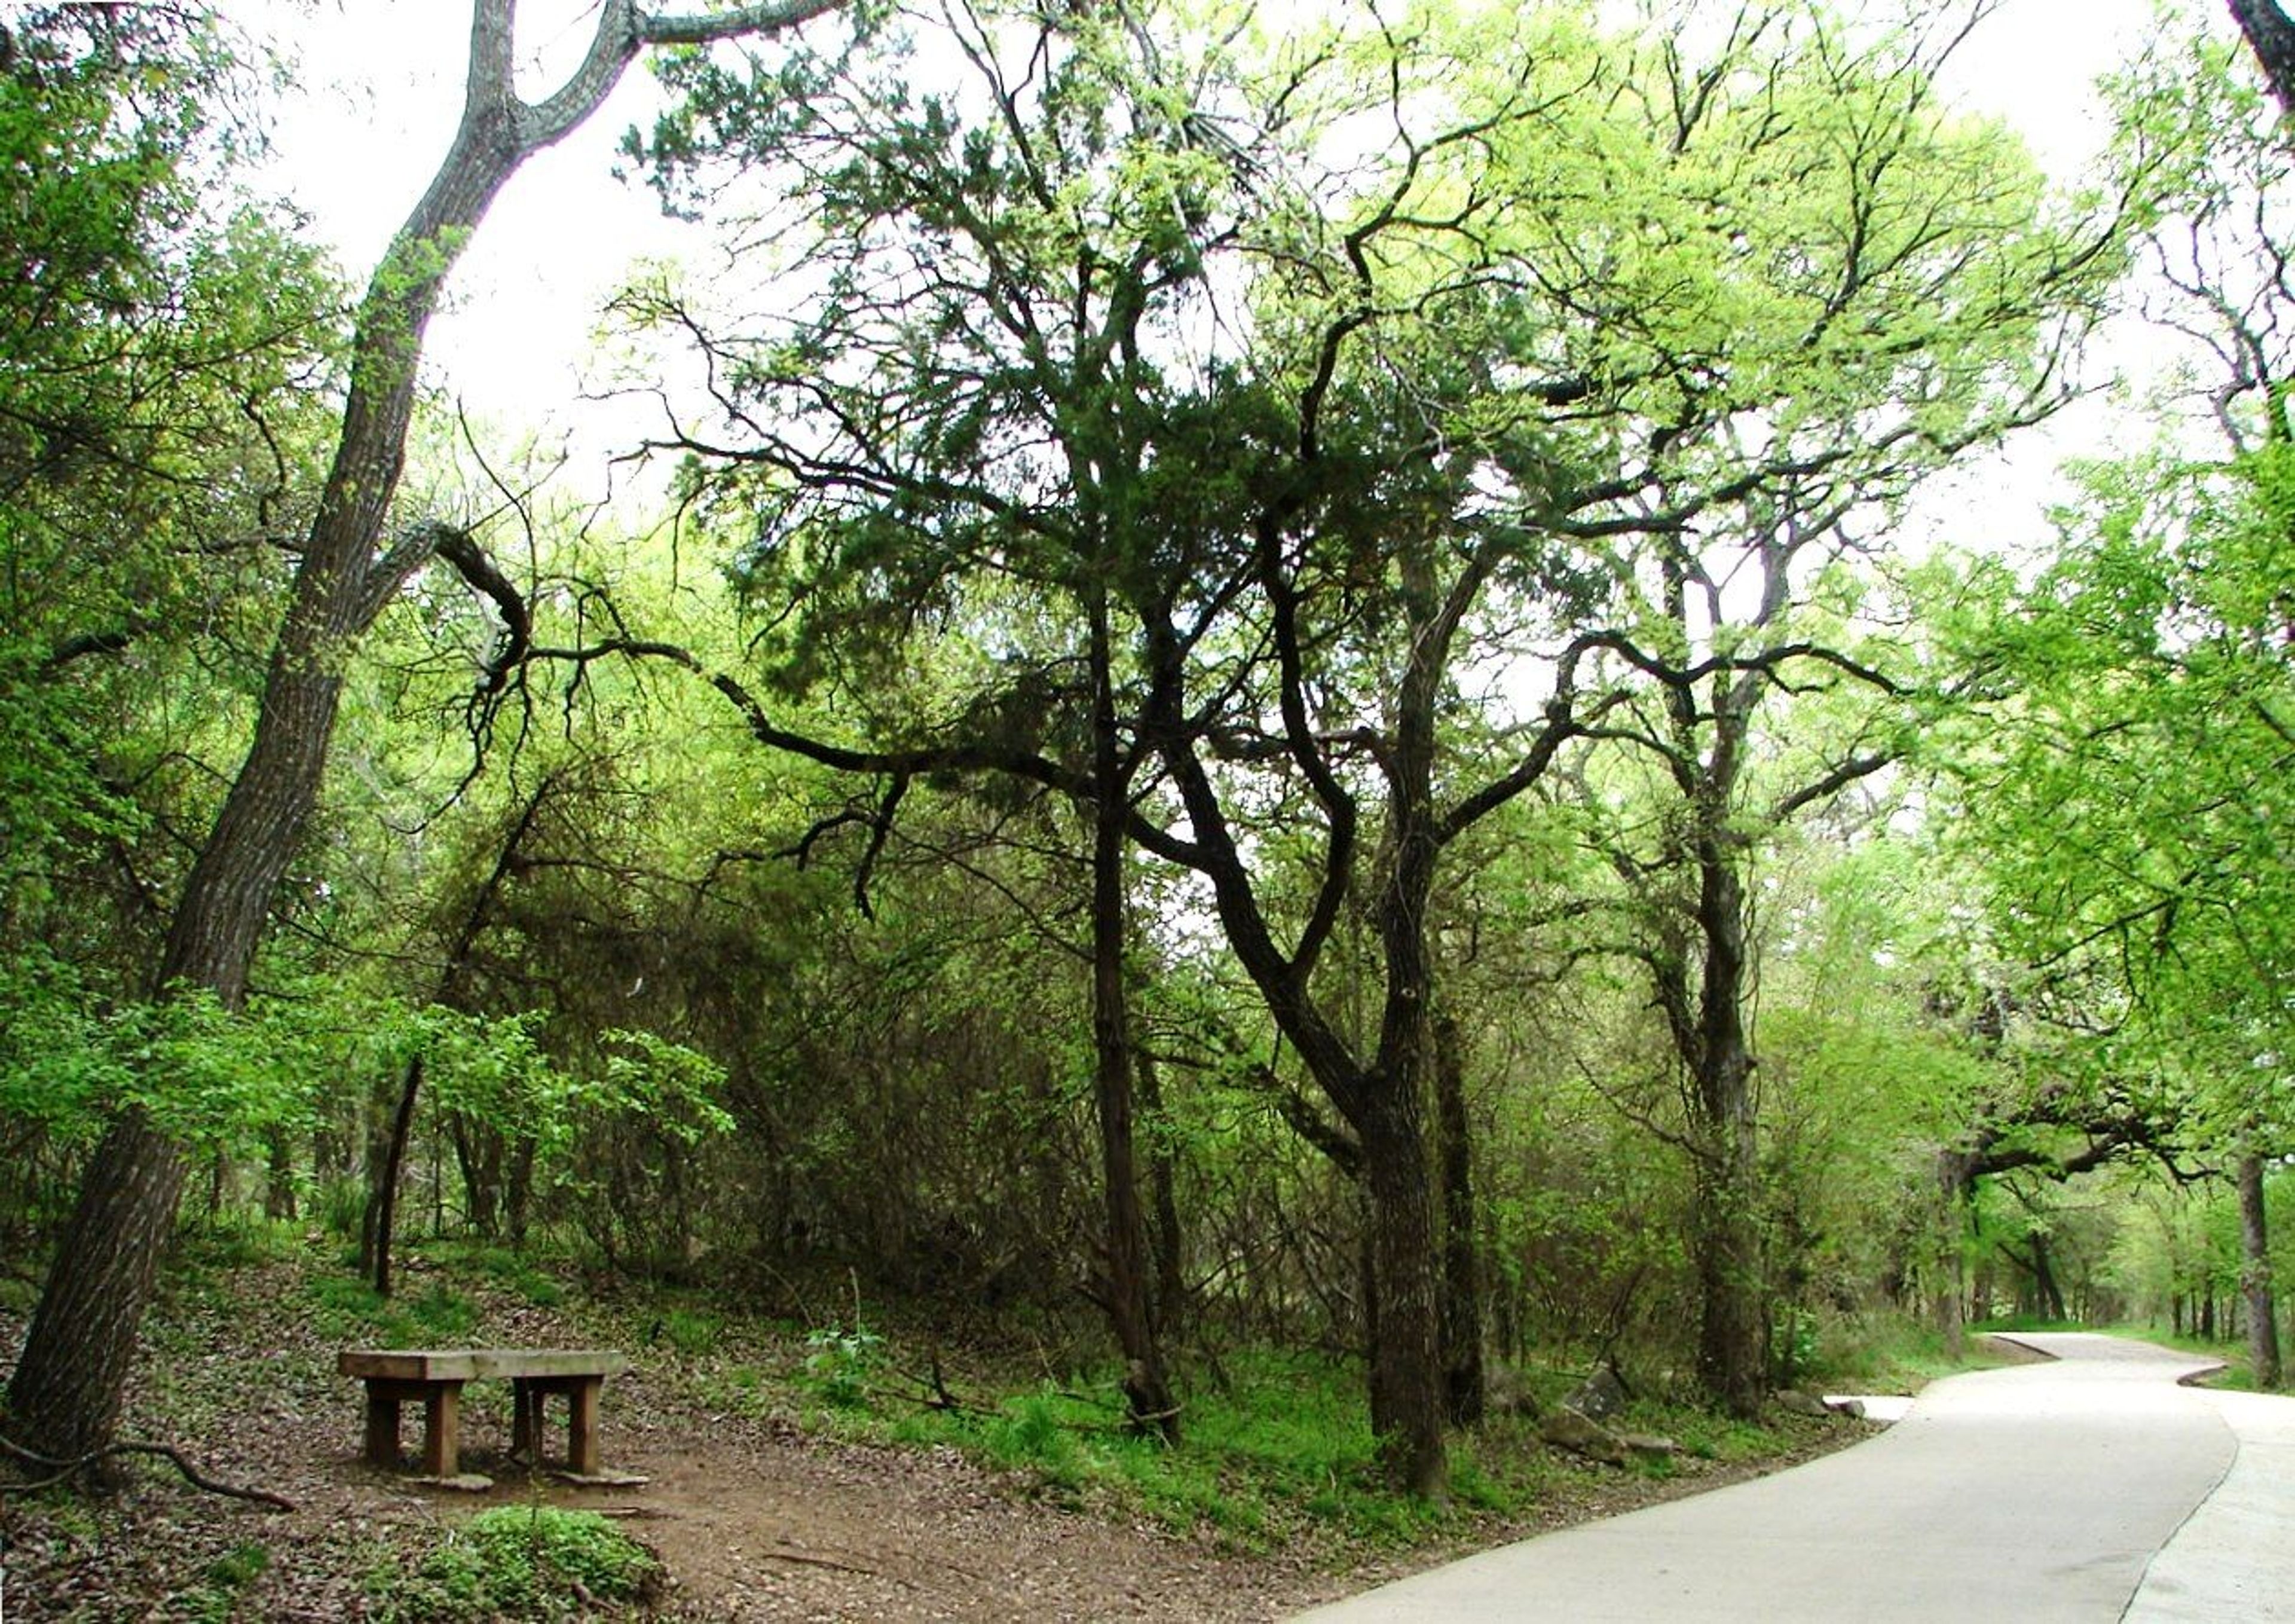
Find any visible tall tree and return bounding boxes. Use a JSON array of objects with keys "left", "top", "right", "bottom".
[
  {"left": 1412, "top": 0, "right": 2119, "bottom": 1417},
  {"left": 8, "top": 0, "right": 844, "bottom": 1464},
  {"left": 1942, "top": 17, "right": 2292, "bottom": 1390}
]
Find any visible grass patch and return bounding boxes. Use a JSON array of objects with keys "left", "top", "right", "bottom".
[
  {"left": 658, "top": 1305, "right": 726, "bottom": 1357},
  {"left": 157, "top": 1540, "right": 272, "bottom": 1622},
  {"left": 839, "top": 1347, "right": 1561, "bottom": 1552},
  {"left": 1810, "top": 1312, "right": 2024, "bottom": 1394},
  {"left": 366, "top": 1506, "right": 663, "bottom": 1622},
  {"left": 430, "top": 1241, "right": 570, "bottom": 1308},
  {"left": 1970, "top": 1313, "right": 2082, "bottom": 1335},
  {"left": 305, "top": 1273, "right": 480, "bottom": 1346},
  {"left": 180, "top": 1212, "right": 302, "bottom": 1271}
]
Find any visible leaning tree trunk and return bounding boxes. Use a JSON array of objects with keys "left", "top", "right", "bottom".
[
  {"left": 5, "top": 0, "right": 844, "bottom": 1464},
  {"left": 2237, "top": 1149, "right": 2282, "bottom": 1391},
  {"left": 11, "top": 515, "right": 403, "bottom": 1458},
  {"left": 2231, "top": 0, "right": 2295, "bottom": 117}
]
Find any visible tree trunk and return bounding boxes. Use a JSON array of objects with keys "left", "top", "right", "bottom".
[
  {"left": 2238, "top": 1150, "right": 2281, "bottom": 1390},
  {"left": 2230, "top": 0, "right": 2295, "bottom": 117},
  {"left": 1935, "top": 1151, "right": 1975, "bottom": 1356},
  {"left": 451, "top": 1116, "right": 505, "bottom": 1238},
  {"left": 1086, "top": 594, "right": 1177, "bottom": 1441},
  {"left": 1692, "top": 1123, "right": 1766, "bottom": 1414},
  {"left": 370, "top": 1057, "right": 425, "bottom": 1295},
  {"left": 504, "top": 1132, "right": 536, "bottom": 1246},
  {"left": 1688, "top": 834, "right": 1767, "bottom": 1416},
  {"left": 5, "top": 0, "right": 844, "bottom": 1461},
  {"left": 263, "top": 1127, "right": 297, "bottom": 1221},
  {"left": 1135, "top": 1044, "right": 1186, "bottom": 1339},
  {"left": 2026, "top": 1230, "right": 2066, "bottom": 1323},
  {"left": 1358, "top": 1085, "right": 1448, "bottom": 1497},
  {"left": 1127, "top": 472, "right": 1462, "bottom": 1495},
  {"left": 4, "top": 1110, "right": 187, "bottom": 1464},
  {"left": 1434, "top": 1010, "right": 1484, "bottom": 1426}
]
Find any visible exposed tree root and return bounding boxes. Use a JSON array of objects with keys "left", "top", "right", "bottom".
[{"left": 0, "top": 1428, "right": 296, "bottom": 1510}]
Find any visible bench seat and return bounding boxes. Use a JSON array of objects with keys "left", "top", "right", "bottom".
[{"left": 339, "top": 1348, "right": 628, "bottom": 1478}]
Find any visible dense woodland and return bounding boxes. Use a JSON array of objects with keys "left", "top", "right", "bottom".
[{"left": 1, "top": 0, "right": 2290, "bottom": 1515}]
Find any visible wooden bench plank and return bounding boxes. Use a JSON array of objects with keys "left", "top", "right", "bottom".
[
  {"left": 339, "top": 1350, "right": 485, "bottom": 1383},
  {"left": 338, "top": 1348, "right": 626, "bottom": 1382}
]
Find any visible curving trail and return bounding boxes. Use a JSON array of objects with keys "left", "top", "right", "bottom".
[{"left": 1296, "top": 1332, "right": 2295, "bottom": 1623}]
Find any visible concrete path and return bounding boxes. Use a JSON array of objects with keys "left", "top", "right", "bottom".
[{"left": 1296, "top": 1332, "right": 2295, "bottom": 1622}]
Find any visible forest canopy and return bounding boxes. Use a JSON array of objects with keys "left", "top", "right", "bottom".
[{"left": 0, "top": 0, "right": 2287, "bottom": 1506}]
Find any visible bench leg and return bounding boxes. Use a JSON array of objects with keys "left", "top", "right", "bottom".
[
  {"left": 363, "top": 1389, "right": 401, "bottom": 1467},
  {"left": 511, "top": 1378, "right": 543, "bottom": 1462},
  {"left": 568, "top": 1377, "right": 602, "bottom": 1476},
  {"left": 421, "top": 1382, "right": 464, "bottom": 1477}
]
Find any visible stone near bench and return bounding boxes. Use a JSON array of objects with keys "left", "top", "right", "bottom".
[{"left": 339, "top": 1348, "right": 629, "bottom": 1481}]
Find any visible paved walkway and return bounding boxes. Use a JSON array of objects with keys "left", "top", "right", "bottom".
[{"left": 1296, "top": 1332, "right": 2295, "bottom": 1622}]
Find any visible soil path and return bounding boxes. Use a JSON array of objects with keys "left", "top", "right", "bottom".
[{"left": 545, "top": 1417, "right": 1338, "bottom": 1621}]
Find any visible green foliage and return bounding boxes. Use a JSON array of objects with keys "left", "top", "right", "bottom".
[
  {"left": 160, "top": 1538, "right": 272, "bottom": 1622},
  {"left": 0, "top": 959, "right": 336, "bottom": 1155},
  {"left": 367, "top": 1506, "right": 664, "bottom": 1623},
  {"left": 800, "top": 1322, "right": 885, "bottom": 1409},
  {"left": 657, "top": 1306, "right": 723, "bottom": 1356},
  {"left": 1771, "top": 1305, "right": 1820, "bottom": 1388},
  {"left": 0, "top": 7, "right": 340, "bottom": 998},
  {"left": 180, "top": 1210, "right": 301, "bottom": 1271},
  {"left": 306, "top": 1273, "right": 479, "bottom": 1348},
  {"left": 1806, "top": 1315, "right": 1966, "bottom": 1391}
]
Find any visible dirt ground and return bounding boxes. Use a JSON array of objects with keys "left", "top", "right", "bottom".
[
  {"left": 1, "top": 1366, "right": 1355, "bottom": 1621},
  {"left": 0, "top": 1254, "right": 1867, "bottom": 1620},
  {"left": 492, "top": 1414, "right": 1344, "bottom": 1621}
]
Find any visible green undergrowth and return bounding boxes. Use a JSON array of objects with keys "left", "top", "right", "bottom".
[
  {"left": 1807, "top": 1313, "right": 2021, "bottom": 1394},
  {"left": 365, "top": 1505, "right": 665, "bottom": 1622},
  {"left": 853, "top": 1347, "right": 1571, "bottom": 1549},
  {"left": 1969, "top": 1312, "right": 2082, "bottom": 1335},
  {"left": 662, "top": 1307, "right": 1843, "bottom": 1553},
  {"left": 296, "top": 1237, "right": 594, "bottom": 1348},
  {"left": 2090, "top": 1322, "right": 2260, "bottom": 1389},
  {"left": 102, "top": 1224, "right": 1880, "bottom": 1574}
]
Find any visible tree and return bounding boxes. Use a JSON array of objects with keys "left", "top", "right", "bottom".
[
  {"left": 617, "top": 0, "right": 2133, "bottom": 1480},
  {"left": 1938, "top": 17, "right": 2292, "bottom": 1388},
  {"left": 9, "top": 0, "right": 845, "bottom": 1465},
  {"left": 1401, "top": 0, "right": 2117, "bottom": 1417}
]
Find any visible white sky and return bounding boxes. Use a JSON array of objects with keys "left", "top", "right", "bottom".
[{"left": 232, "top": 0, "right": 2172, "bottom": 517}]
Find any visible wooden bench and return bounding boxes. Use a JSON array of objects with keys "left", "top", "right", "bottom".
[{"left": 338, "top": 1348, "right": 628, "bottom": 1479}]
